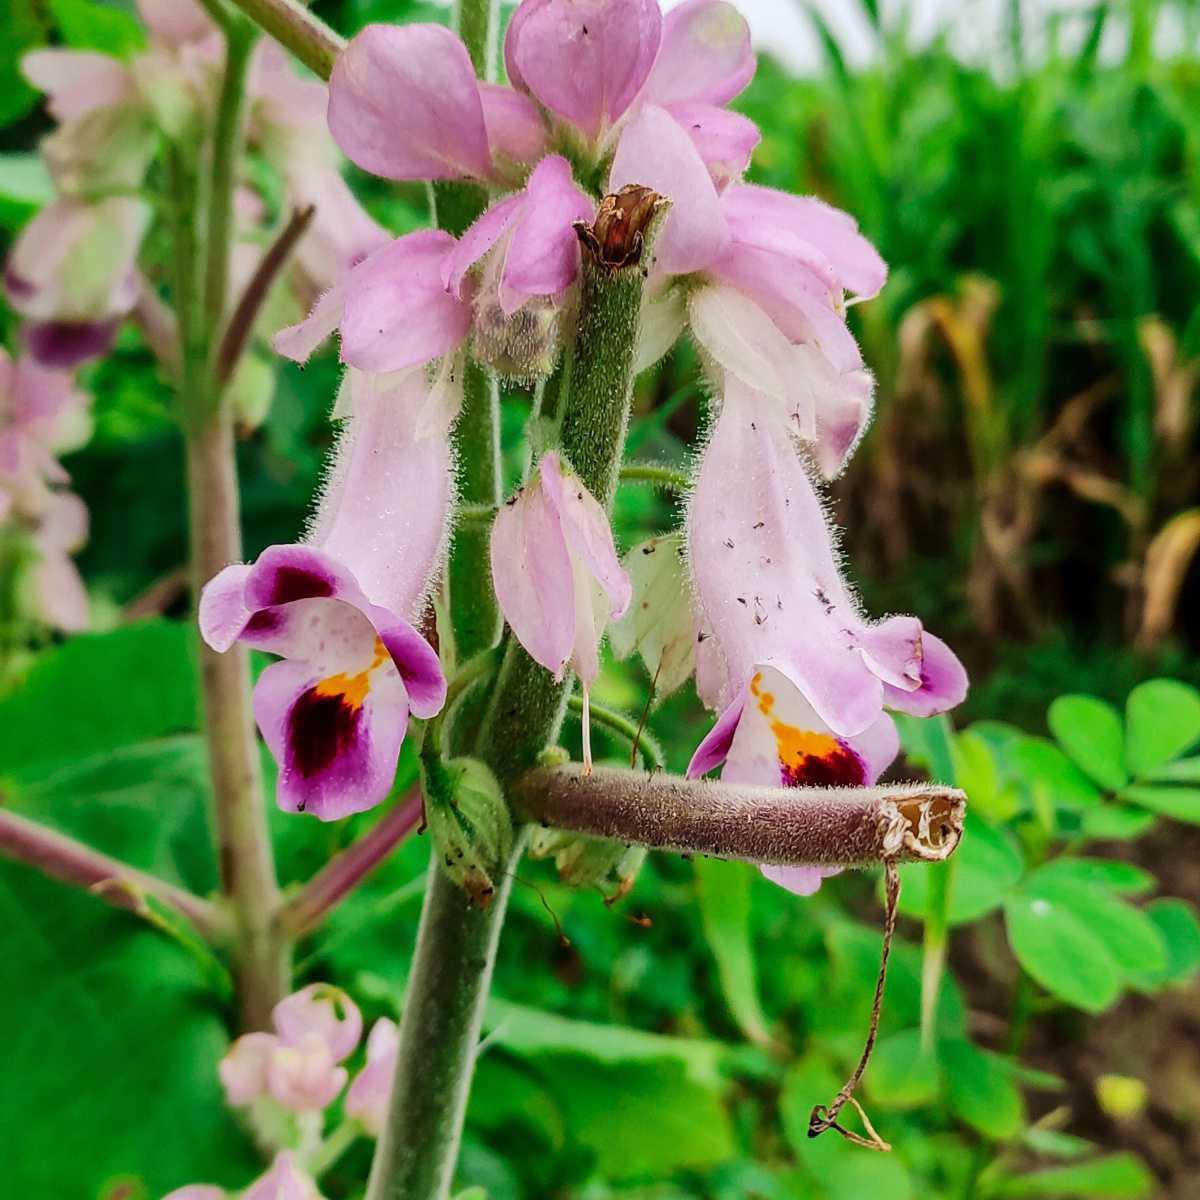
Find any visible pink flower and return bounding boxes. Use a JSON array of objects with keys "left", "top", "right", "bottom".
[
  {"left": 273, "top": 982, "right": 363, "bottom": 1061},
  {"left": 219, "top": 985, "right": 362, "bottom": 1114},
  {"left": 491, "top": 452, "right": 630, "bottom": 763},
  {"left": 683, "top": 380, "right": 966, "bottom": 894},
  {"left": 5, "top": 196, "right": 151, "bottom": 368},
  {"left": 243, "top": 1153, "right": 322, "bottom": 1200},
  {"left": 28, "top": 491, "right": 90, "bottom": 633},
  {"left": 345, "top": 1017, "right": 399, "bottom": 1136},
  {"left": 609, "top": 110, "right": 886, "bottom": 476},
  {"left": 328, "top": 24, "right": 545, "bottom": 184},
  {"left": 200, "top": 373, "right": 450, "bottom": 819},
  {"left": 444, "top": 155, "right": 594, "bottom": 317},
  {"left": 505, "top": 0, "right": 662, "bottom": 142},
  {"left": 161, "top": 1187, "right": 226, "bottom": 1200}
]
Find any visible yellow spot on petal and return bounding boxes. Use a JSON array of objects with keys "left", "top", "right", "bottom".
[{"left": 313, "top": 638, "right": 388, "bottom": 711}]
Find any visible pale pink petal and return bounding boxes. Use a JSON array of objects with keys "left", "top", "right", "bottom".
[
  {"left": 499, "top": 156, "right": 593, "bottom": 311},
  {"left": 340, "top": 231, "right": 471, "bottom": 372},
  {"left": 479, "top": 82, "right": 547, "bottom": 166},
  {"left": 162, "top": 1187, "right": 226, "bottom": 1200},
  {"left": 722, "top": 183, "right": 887, "bottom": 301},
  {"left": 313, "top": 370, "right": 451, "bottom": 619},
  {"left": 666, "top": 102, "right": 759, "bottom": 187},
  {"left": 689, "top": 283, "right": 815, "bottom": 438},
  {"left": 328, "top": 24, "right": 492, "bottom": 182},
  {"left": 504, "top": 0, "right": 662, "bottom": 141},
  {"left": 219, "top": 1032, "right": 277, "bottom": 1106},
  {"left": 243, "top": 1153, "right": 320, "bottom": 1200},
  {"left": 345, "top": 1018, "right": 398, "bottom": 1136},
  {"left": 760, "top": 864, "right": 839, "bottom": 896},
  {"left": 21, "top": 50, "right": 135, "bottom": 121},
  {"left": 137, "top": 0, "right": 214, "bottom": 46},
  {"left": 199, "top": 564, "right": 255, "bottom": 652},
  {"left": 272, "top": 284, "right": 345, "bottom": 364},
  {"left": 491, "top": 471, "right": 576, "bottom": 677},
  {"left": 274, "top": 982, "right": 362, "bottom": 1061},
  {"left": 608, "top": 105, "right": 728, "bottom": 275},
  {"left": 540, "top": 452, "right": 631, "bottom": 619},
  {"left": 32, "top": 550, "right": 89, "bottom": 632},
  {"left": 442, "top": 194, "right": 523, "bottom": 299},
  {"left": 882, "top": 632, "right": 969, "bottom": 717},
  {"left": 645, "top": 0, "right": 754, "bottom": 107},
  {"left": 286, "top": 167, "right": 390, "bottom": 294}
]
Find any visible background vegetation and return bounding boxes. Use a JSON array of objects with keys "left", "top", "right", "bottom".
[{"left": 1, "top": 0, "right": 1198, "bottom": 1197}]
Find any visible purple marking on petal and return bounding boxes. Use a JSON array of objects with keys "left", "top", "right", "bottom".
[
  {"left": 24, "top": 319, "right": 120, "bottom": 369},
  {"left": 245, "top": 610, "right": 283, "bottom": 636},
  {"left": 264, "top": 565, "right": 336, "bottom": 605},
  {"left": 4, "top": 267, "right": 35, "bottom": 300},
  {"left": 288, "top": 686, "right": 365, "bottom": 784}
]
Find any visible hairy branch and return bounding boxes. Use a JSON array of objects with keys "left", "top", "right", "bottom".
[
  {"left": 216, "top": 204, "right": 315, "bottom": 385},
  {"left": 0, "top": 807, "right": 232, "bottom": 943},
  {"left": 224, "top": 0, "right": 345, "bottom": 80},
  {"left": 513, "top": 766, "right": 965, "bottom": 869},
  {"left": 280, "top": 789, "right": 423, "bottom": 937}
]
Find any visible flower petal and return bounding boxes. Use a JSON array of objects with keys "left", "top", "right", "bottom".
[
  {"left": 491, "top": 470, "right": 576, "bottom": 677},
  {"left": 882, "top": 632, "right": 969, "bottom": 717},
  {"left": 442, "top": 194, "right": 523, "bottom": 299},
  {"left": 608, "top": 104, "right": 728, "bottom": 275},
  {"left": 499, "top": 156, "right": 593, "bottom": 309},
  {"left": 723, "top": 183, "right": 887, "bottom": 301},
  {"left": 254, "top": 656, "right": 412, "bottom": 820},
  {"left": 328, "top": 24, "right": 492, "bottom": 182},
  {"left": 339, "top": 230, "right": 471, "bottom": 372},
  {"left": 479, "top": 82, "right": 547, "bottom": 167},
  {"left": 272, "top": 283, "right": 346, "bottom": 364},
  {"left": 504, "top": 0, "right": 662, "bottom": 141},
  {"left": 273, "top": 982, "right": 363, "bottom": 1061},
  {"left": 540, "top": 452, "right": 631, "bottom": 619},
  {"left": 645, "top": 0, "right": 754, "bottom": 107},
  {"left": 21, "top": 49, "right": 135, "bottom": 121},
  {"left": 666, "top": 102, "right": 759, "bottom": 187},
  {"left": 199, "top": 563, "right": 254, "bottom": 652}
]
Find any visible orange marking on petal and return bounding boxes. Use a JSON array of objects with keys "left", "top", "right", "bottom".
[{"left": 312, "top": 638, "right": 388, "bottom": 711}]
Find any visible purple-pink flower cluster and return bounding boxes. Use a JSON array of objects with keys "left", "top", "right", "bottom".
[
  {"left": 195, "top": 0, "right": 968, "bottom": 892},
  {"left": 166, "top": 983, "right": 396, "bottom": 1198},
  {"left": 0, "top": 349, "right": 92, "bottom": 634}
]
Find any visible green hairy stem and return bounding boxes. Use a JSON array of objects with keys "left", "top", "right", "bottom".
[{"left": 224, "top": 0, "right": 344, "bottom": 80}]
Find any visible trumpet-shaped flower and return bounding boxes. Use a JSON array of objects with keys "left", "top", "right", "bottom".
[
  {"left": 688, "top": 380, "right": 967, "bottom": 736},
  {"left": 200, "top": 374, "right": 450, "bottom": 818},
  {"left": 345, "top": 1016, "right": 399, "bottom": 1136},
  {"left": 5, "top": 196, "right": 152, "bottom": 368},
  {"left": 491, "top": 453, "right": 630, "bottom": 763}
]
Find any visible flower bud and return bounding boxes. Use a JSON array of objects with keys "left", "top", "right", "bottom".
[
  {"left": 529, "top": 829, "right": 645, "bottom": 902},
  {"left": 422, "top": 755, "right": 513, "bottom": 909}
]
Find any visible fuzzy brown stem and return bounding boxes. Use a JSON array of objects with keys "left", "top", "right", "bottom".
[
  {"left": 0, "top": 807, "right": 231, "bottom": 942},
  {"left": 514, "top": 767, "right": 965, "bottom": 869}
]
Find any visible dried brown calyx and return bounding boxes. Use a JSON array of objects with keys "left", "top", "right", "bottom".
[
  {"left": 575, "top": 185, "right": 667, "bottom": 270},
  {"left": 880, "top": 789, "right": 965, "bottom": 862}
]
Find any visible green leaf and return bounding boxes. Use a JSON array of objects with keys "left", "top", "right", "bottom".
[
  {"left": 1048, "top": 695, "right": 1128, "bottom": 789},
  {"left": 1005, "top": 737, "right": 1104, "bottom": 809},
  {"left": 548, "top": 1056, "right": 735, "bottom": 1179},
  {"left": 49, "top": 0, "right": 146, "bottom": 55},
  {"left": 1125, "top": 679, "right": 1200, "bottom": 775},
  {"left": 864, "top": 1029, "right": 941, "bottom": 1110},
  {"left": 0, "top": 870, "right": 256, "bottom": 1195},
  {"left": 1030, "top": 857, "right": 1154, "bottom": 895},
  {"left": 1004, "top": 892, "right": 1122, "bottom": 1012},
  {"left": 897, "top": 814, "right": 1024, "bottom": 925},
  {"left": 481, "top": 999, "right": 728, "bottom": 1086},
  {"left": 1144, "top": 756, "right": 1200, "bottom": 783},
  {"left": 0, "top": 621, "right": 198, "bottom": 779},
  {"left": 0, "top": 0, "right": 45, "bottom": 126},
  {"left": 1119, "top": 785, "right": 1200, "bottom": 825},
  {"left": 895, "top": 712, "right": 957, "bottom": 784},
  {"left": 694, "top": 857, "right": 772, "bottom": 1046},
  {"left": 1079, "top": 804, "right": 1158, "bottom": 840},
  {"left": 994, "top": 1153, "right": 1156, "bottom": 1198},
  {"left": 1140, "top": 899, "right": 1200, "bottom": 987},
  {"left": 1021, "top": 869, "right": 1166, "bottom": 986},
  {"left": 939, "top": 1038, "right": 1025, "bottom": 1139}
]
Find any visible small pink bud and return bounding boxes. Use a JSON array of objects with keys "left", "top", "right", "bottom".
[{"left": 272, "top": 983, "right": 362, "bottom": 1062}]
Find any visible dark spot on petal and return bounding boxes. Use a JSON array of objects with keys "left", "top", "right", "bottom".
[
  {"left": 245, "top": 610, "right": 282, "bottom": 635},
  {"left": 752, "top": 521, "right": 765, "bottom": 530},
  {"left": 288, "top": 687, "right": 361, "bottom": 777},
  {"left": 781, "top": 743, "right": 866, "bottom": 788},
  {"left": 269, "top": 566, "right": 334, "bottom": 605}
]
